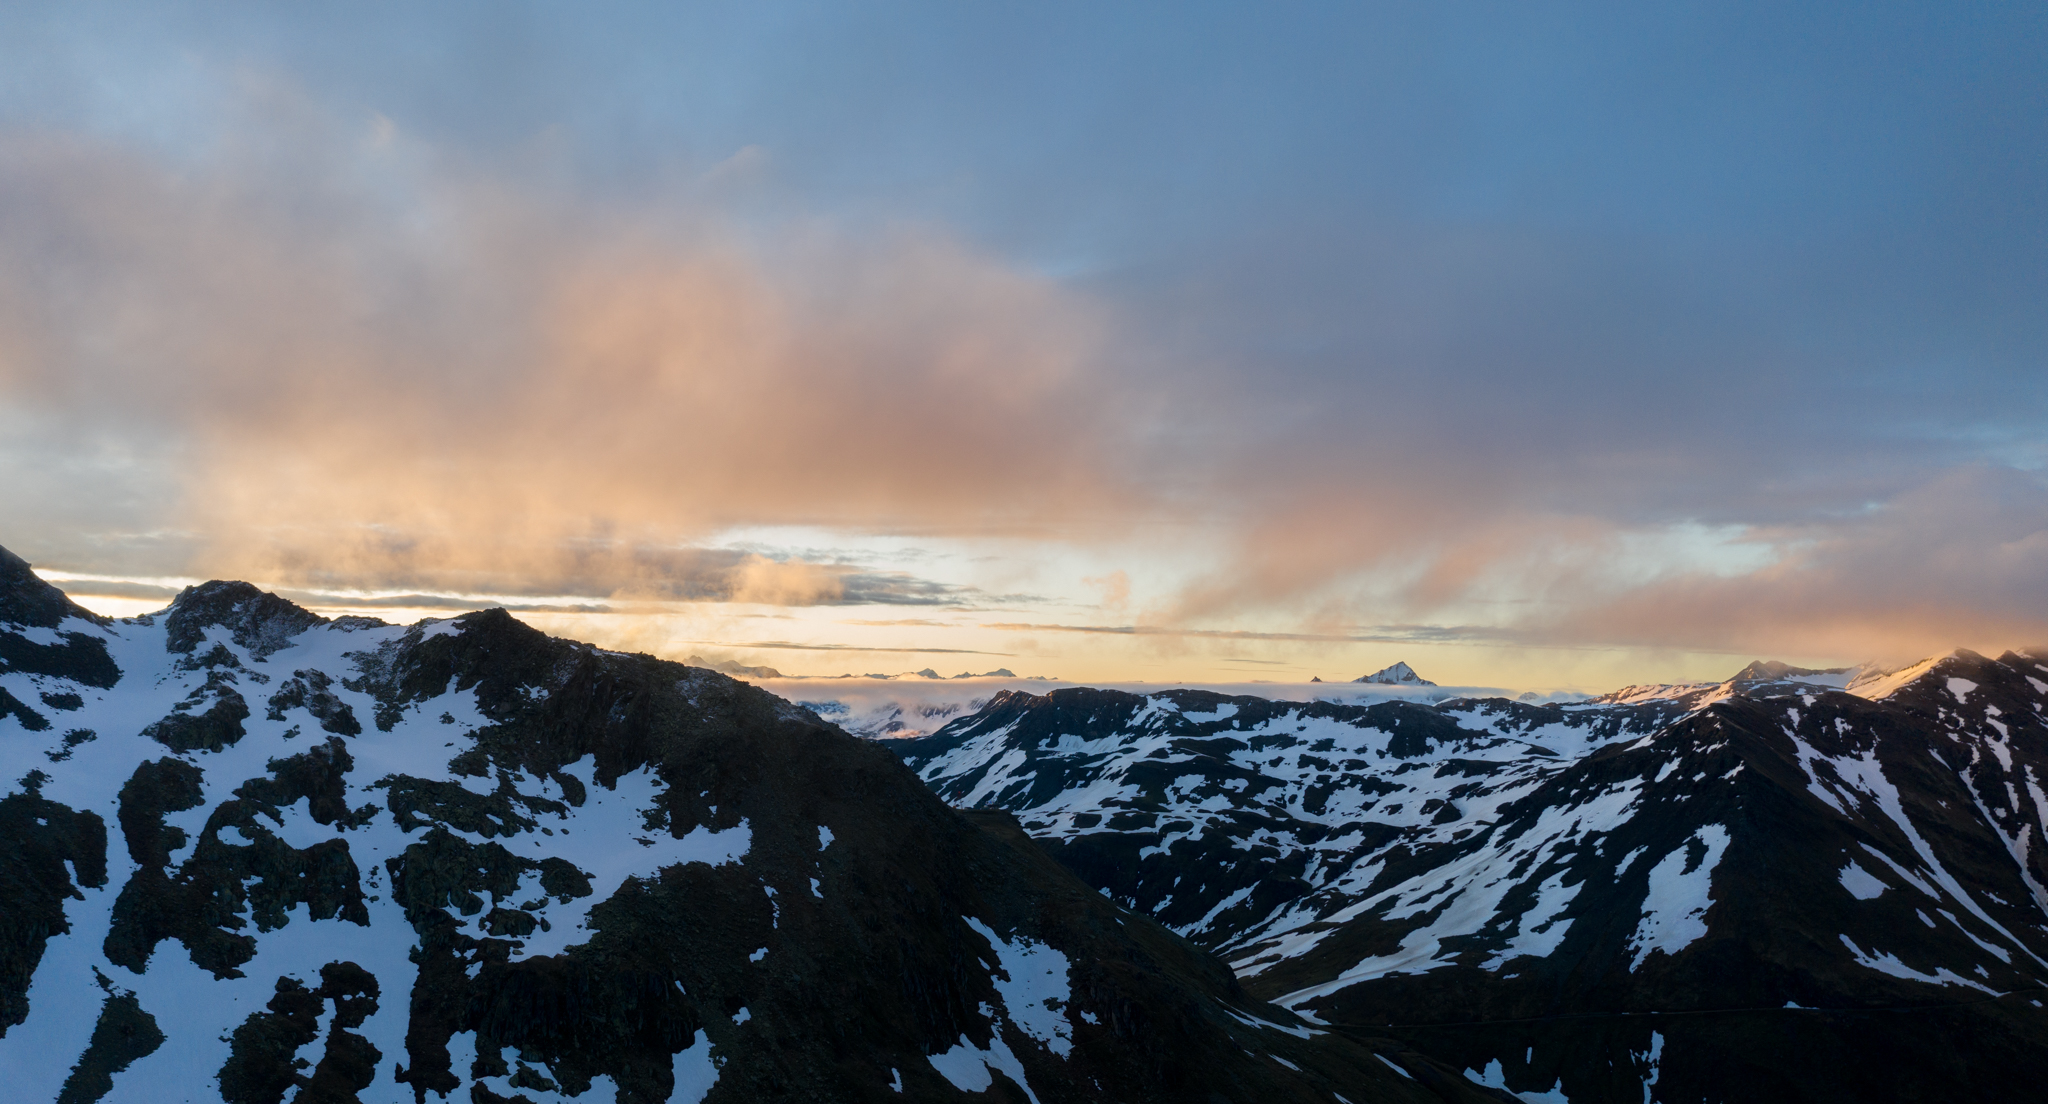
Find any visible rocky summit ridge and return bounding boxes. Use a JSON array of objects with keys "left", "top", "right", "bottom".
[
  {"left": 0, "top": 545, "right": 1485, "bottom": 1104},
  {"left": 896, "top": 648, "right": 2048, "bottom": 1102}
]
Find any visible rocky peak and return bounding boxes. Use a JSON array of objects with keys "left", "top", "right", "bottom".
[
  {"left": 0, "top": 544, "right": 105, "bottom": 629},
  {"left": 163, "top": 580, "right": 330, "bottom": 658},
  {"left": 1355, "top": 660, "right": 1435, "bottom": 686}
]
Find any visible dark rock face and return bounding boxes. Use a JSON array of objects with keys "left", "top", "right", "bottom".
[
  {"left": 217, "top": 962, "right": 381, "bottom": 1104},
  {"left": 0, "top": 550, "right": 1469, "bottom": 1103},
  {"left": 0, "top": 786, "right": 110, "bottom": 1032},
  {"left": 56, "top": 985, "right": 164, "bottom": 1104},
  {"left": 901, "top": 654, "right": 2048, "bottom": 1103},
  {"left": 141, "top": 672, "right": 252, "bottom": 754},
  {"left": 0, "top": 549, "right": 120, "bottom": 691},
  {"left": 163, "top": 581, "right": 328, "bottom": 660},
  {"left": 0, "top": 547, "right": 106, "bottom": 632},
  {"left": 265, "top": 670, "right": 362, "bottom": 737}
]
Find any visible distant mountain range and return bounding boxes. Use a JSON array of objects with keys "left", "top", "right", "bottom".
[
  {"left": 895, "top": 654, "right": 2048, "bottom": 1102},
  {"left": 685, "top": 655, "right": 1024, "bottom": 682}
]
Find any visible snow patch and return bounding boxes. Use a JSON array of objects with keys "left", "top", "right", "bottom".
[
  {"left": 965, "top": 917, "right": 1075, "bottom": 1057},
  {"left": 671, "top": 1029, "right": 720, "bottom": 1103},
  {"left": 1628, "top": 825, "right": 1730, "bottom": 969},
  {"left": 1838, "top": 935, "right": 1998, "bottom": 994},
  {"left": 1839, "top": 862, "right": 1887, "bottom": 901}
]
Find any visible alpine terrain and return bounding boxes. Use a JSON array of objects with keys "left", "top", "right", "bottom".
[
  {"left": 896, "top": 655, "right": 2048, "bottom": 1102},
  {"left": 0, "top": 545, "right": 1502, "bottom": 1104}
]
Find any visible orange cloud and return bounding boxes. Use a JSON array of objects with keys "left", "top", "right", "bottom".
[
  {"left": 0, "top": 111, "right": 1141, "bottom": 598},
  {"left": 3, "top": 87, "right": 2044, "bottom": 676}
]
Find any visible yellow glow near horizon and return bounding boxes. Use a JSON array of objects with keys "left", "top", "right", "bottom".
[{"left": 49, "top": 578, "right": 1852, "bottom": 696}]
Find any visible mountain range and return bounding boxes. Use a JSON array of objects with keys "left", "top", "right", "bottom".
[
  {"left": 0, "top": 547, "right": 1475, "bottom": 1104},
  {"left": 894, "top": 654, "right": 2048, "bottom": 1102},
  {"left": 7, "top": 541, "right": 2046, "bottom": 1102}
]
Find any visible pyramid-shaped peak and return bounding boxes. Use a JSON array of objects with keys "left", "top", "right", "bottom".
[{"left": 1354, "top": 661, "right": 1435, "bottom": 686}]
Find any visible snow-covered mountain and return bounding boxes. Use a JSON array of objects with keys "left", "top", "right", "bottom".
[
  {"left": 764, "top": 673, "right": 1515, "bottom": 745},
  {"left": 896, "top": 652, "right": 2048, "bottom": 1102},
  {"left": 1355, "top": 662, "right": 1435, "bottom": 687},
  {"left": 0, "top": 546, "right": 1482, "bottom": 1104}
]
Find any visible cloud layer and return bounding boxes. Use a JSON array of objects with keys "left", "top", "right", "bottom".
[{"left": 2, "top": 5, "right": 2045, "bottom": 678}]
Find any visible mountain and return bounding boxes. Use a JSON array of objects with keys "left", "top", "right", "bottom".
[
  {"left": 1582, "top": 659, "right": 1872, "bottom": 710},
  {"left": 683, "top": 655, "right": 786, "bottom": 680},
  {"left": 0, "top": 548, "right": 1486, "bottom": 1104},
  {"left": 1355, "top": 663, "right": 1435, "bottom": 687},
  {"left": 895, "top": 653, "right": 2048, "bottom": 1102},
  {"left": 796, "top": 694, "right": 986, "bottom": 741}
]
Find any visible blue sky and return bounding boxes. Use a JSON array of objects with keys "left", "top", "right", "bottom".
[{"left": 2, "top": 2, "right": 2044, "bottom": 686}]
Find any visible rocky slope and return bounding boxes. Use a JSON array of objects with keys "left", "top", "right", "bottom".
[
  {"left": 896, "top": 655, "right": 2048, "bottom": 1102},
  {"left": 0, "top": 545, "right": 1490, "bottom": 1104}
]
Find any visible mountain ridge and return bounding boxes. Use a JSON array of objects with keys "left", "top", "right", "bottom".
[
  {"left": 896, "top": 649, "right": 2048, "bottom": 1102},
  {"left": 0, "top": 548, "right": 1470, "bottom": 1104}
]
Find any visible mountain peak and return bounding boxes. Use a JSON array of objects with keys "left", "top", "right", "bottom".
[
  {"left": 163, "top": 579, "right": 329, "bottom": 658},
  {"left": 687, "top": 654, "right": 786, "bottom": 679},
  {"left": 3, "top": 573, "right": 1395, "bottom": 1103},
  {"left": 1727, "top": 659, "right": 1853, "bottom": 684},
  {"left": 0, "top": 544, "right": 106, "bottom": 629},
  {"left": 1354, "top": 661, "right": 1434, "bottom": 686}
]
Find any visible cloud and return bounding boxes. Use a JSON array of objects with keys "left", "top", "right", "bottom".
[
  {"left": 1534, "top": 466, "right": 2048, "bottom": 660},
  {"left": 2, "top": 36, "right": 2045, "bottom": 677},
  {"left": 978, "top": 621, "right": 1508, "bottom": 645},
  {"left": 1084, "top": 569, "right": 1130, "bottom": 609},
  {"left": 681, "top": 640, "right": 1012, "bottom": 656},
  {"left": 0, "top": 89, "right": 1140, "bottom": 598}
]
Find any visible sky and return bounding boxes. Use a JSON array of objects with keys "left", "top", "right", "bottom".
[{"left": 2, "top": 1, "right": 2045, "bottom": 691}]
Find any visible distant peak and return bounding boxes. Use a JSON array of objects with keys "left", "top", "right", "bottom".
[
  {"left": 1355, "top": 661, "right": 1435, "bottom": 686},
  {"left": 1727, "top": 659, "right": 1852, "bottom": 684},
  {"left": 687, "top": 654, "right": 785, "bottom": 680}
]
